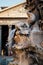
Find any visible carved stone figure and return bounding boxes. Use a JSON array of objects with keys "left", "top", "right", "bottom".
[{"left": 8, "top": 0, "right": 43, "bottom": 65}]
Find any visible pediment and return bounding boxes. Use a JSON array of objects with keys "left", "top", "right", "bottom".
[{"left": 0, "top": 2, "right": 28, "bottom": 18}]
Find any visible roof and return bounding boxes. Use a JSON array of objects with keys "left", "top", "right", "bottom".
[
  {"left": 0, "top": 2, "right": 26, "bottom": 13},
  {"left": 0, "top": 2, "right": 28, "bottom": 18}
]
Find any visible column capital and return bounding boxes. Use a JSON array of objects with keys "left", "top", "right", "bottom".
[{"left": 8, "top": 25, "right": 12, "bottom": 28}]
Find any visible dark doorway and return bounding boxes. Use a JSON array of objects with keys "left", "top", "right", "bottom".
[{"left": 1, "top": 25, "right": 9, "bottom": 56}]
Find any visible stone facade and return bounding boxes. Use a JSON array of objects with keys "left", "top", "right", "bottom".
[{"left": 0, "top": 2, "right": 28, "bottom": 55}]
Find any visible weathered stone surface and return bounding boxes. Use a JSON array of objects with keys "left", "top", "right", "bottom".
[{"left": 8, "top": 0, "right": 43, "bottom": 65}]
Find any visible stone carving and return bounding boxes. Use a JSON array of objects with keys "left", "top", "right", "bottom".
[{"left": 8, "top": 0, "right": 43, "bottom": 65}]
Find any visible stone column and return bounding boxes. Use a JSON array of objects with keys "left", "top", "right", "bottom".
[
  {"left": 8, "top": 25, "right": 12, "bottom": 34},
  {"left": 0, "top": 26, "right": 1, "bottom": 55},
  {"left": 8, "top": 25, "right": 12, "bottom": 55}
]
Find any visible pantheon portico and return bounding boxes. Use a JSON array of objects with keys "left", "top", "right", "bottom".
[{"left": 0, "top": 2, "right": 28, "bottom": 55}]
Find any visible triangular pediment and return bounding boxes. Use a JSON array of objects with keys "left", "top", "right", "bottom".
[{"left": 0, "top": 2, "right": 28, "bottom": 18}]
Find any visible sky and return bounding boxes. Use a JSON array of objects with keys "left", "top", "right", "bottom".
[{"left": 0, "top": 0, "right": 26, "bottom": 7}]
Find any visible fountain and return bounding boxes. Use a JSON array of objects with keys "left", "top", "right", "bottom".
[{"left": 8, "top": 0, "right": 43, "bottom": 65}]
